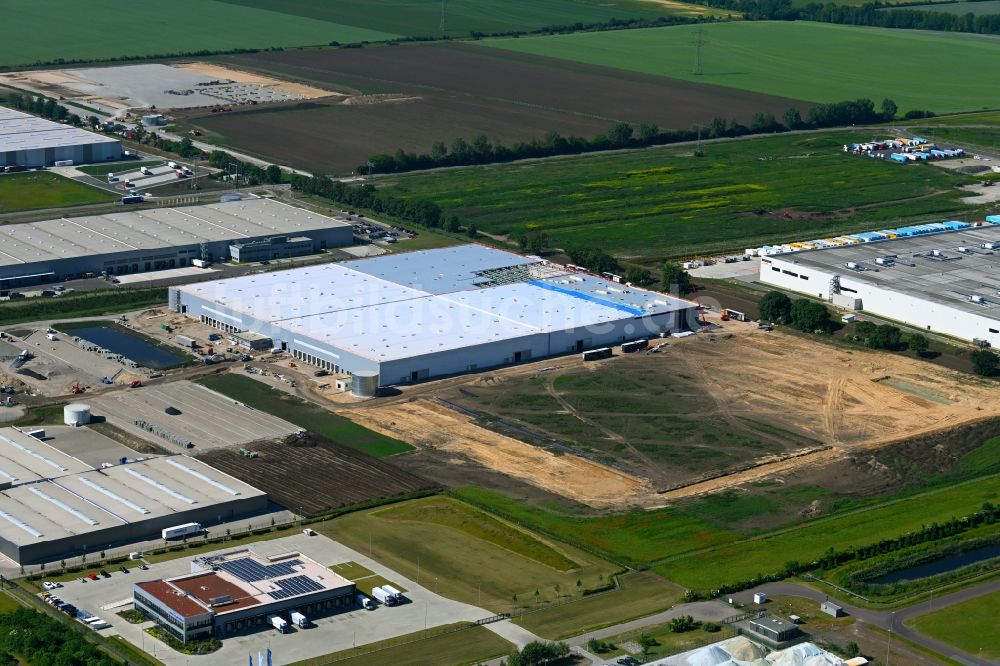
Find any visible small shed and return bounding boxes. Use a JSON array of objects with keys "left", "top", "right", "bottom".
[
  {"left": 821, "top": 601, "right": 844, "bottom": 617},
  {"left": 753, "top": 592, "right": 768, "bottom": 604}
]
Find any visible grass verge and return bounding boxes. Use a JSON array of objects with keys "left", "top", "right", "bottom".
[
  {"left": 286, "top": 623, "right": 513, "bottom": 666},
  {"left": 908, "top": 590, "right": 1000, "bottom": 660},
  {"left": 0, "top": 287, "right": 167, "bottom": 325}
]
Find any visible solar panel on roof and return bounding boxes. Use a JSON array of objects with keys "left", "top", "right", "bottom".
[
  {"left": 217, "top": 558, "right": 302, "bottom": 582},
  {"left": 269, "top": 575, "right": 323, "bottom": 600}
]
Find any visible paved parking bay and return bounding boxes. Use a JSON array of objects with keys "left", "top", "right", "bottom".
[
  {"left": 89, "top": 379, "right": 300, "bottom": 451},
  {"left": 47, "top": 533, "right": 494, "bottom": 665},
  {"left": 114, "top": 266, "right": 220, "bottom": 285}
]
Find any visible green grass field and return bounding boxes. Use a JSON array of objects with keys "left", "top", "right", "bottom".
[
  {"left": 909, "top": 591, "right": 1000, "bottom": 659},
  {"left": 891, "top": 0, "right": 1000, "bottom": 14},
  {"left": 288, "top": 624, "right": 514, "bottom": 666},
  {"left": 515, "top": 571, "right": 683, "bottom": 639},
  {"left": 76, "top": 161, "right": 163, "bottom": 177},
  {"left": 196, "top": 374, "right": 412, "bottom": 456},
  {"left": 484, "top": 22, "right": 1000, "bottom": 113},
  {"left": 387, "top": 131, "right": 974, "bottom": 260},
  {"left": 455, "top": 475, "right": 1000, "bottom": 593},
  {"left": 0, "top": 172, "right": 115, "bottom": 212},
  {"left": 1, "top": 0, "right": 396, "bottom": 67},
  {"left": 319, "top": 496, "right": 622, "bottom": 614},
  {"left": 219, "top": 0, "right": 713, "bottom": 39}
]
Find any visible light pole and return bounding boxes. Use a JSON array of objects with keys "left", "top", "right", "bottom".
[{"left": 886, "top": 611, "right": 895, "bottom": 666}]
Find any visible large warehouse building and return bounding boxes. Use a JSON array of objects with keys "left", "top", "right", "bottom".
[
  {"left": 0, "top": 427, "right": 267, "bottom": 563},
  {"left": 0, "top": 198, "right": 352, "bottom": 290},
  {"left": 760, "top": 224, "right": 1000, "bottom": 347},
  {"left": 135, "top": 549, "right": 355, "bottom": 642},
  {"left": 0, "top": 107, "right": 121, "bottom": 167},
  {"left": 171, "top": 245, "right": 699, "bottom": 385}
]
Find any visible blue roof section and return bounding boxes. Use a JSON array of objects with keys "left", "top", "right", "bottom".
[
  {"left": 527, "top": 280, "right": 646, "bottom": 316},
  {"left": 342, "top": 244, "right": 535, "bottom": 294}
]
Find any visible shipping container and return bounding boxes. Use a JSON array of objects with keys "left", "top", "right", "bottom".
[
  {"left": 582, "top": 347, "right": 612, "bottom": 361},
  {"left": 161, "top": 522, "right": 201, "bottom": 540}
]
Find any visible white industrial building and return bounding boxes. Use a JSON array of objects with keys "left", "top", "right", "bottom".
[
  {"left": 759, "top": 225, "right": 1000, "bottom": 347},
  {"left": 0, "top": 427, "right": 267, "bottom": 563},
  {"left": 0, "top": 107, "right": 121, "bottom": 167},
  {"left": 171, "top": 245, "right": 699, "bottom": 385},
  {"left": 0, "top": 198, "right": 352, "bottom": 290}
]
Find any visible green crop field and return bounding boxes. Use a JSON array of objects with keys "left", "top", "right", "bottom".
[
  {"left": 0, "top": 172, "right": 115, "bottom": 212},
  {"left": 484, "top": 22, "right": 1000, "bottom": 113},
  {"left": 0, "top": 0, "right": 396, "bottom": 67},
  {"left": 387, "top": 131, "right": 974, "bottom": 261},
  {"left": 909, "top": 591, "right": 1000, "bottom": 660},
  {"left": 196, "top": 374, "right": 412, "bottom": 456},
  {"left": 889, "top": 0, "right": 1000, "bottom": 14},
  {"left": 455, "top": 475, "right": 1000, "bottom": 593},
  {"left": 218, "top": 0, "right": 716, "bottom": 39},
  {"left": 319, "top": 496, "right": 622, "bottom": 614}
]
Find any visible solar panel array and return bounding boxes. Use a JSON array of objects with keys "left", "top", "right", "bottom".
[
  {"left": 269, "top": 575, "right": 324, "bottom": 600},
  {"left": 217, "top": 558, "right": 302, "bottom": 582}
]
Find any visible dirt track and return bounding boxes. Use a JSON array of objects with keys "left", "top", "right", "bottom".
[
  {"left": 339, "top": 321, "right": 1000, "bottom": 509},
  {"left": 348, "top": 399, "right": 651, "bottom": 509}
]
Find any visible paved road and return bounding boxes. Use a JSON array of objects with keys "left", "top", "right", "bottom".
[{"left": 727, "top": 579, "right": 1000, "bottom": 666}]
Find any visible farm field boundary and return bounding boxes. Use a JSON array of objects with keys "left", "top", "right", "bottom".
[{"left": 484, "top": 22, "right": 1000, "bottom": 113}]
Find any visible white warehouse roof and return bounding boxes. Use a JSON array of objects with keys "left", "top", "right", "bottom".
[
  {"left": 0, "top": 107, "right": 119, "bottom": 152},
  {"left": 178, "top": 245, "right": 696, "bottom": 362}
]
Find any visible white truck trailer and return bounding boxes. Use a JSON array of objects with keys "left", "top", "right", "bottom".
[
  {"left": 290, "top": 611, "right": 307, "bottom": 628},
  {"left": 356, "top": 594, "right": 375, "bottom": 610},
  {"left": 161, "top": 522, "right": 201, "bottom": 540},
  {"left": 382, "top": 585, "right": 404, "bottom": 604},
  {"left": 268, "top": 615, "right": 287, "bottom": 633},
  {"left": 371, "top": 586, "right": 396, "bottom": 606}
]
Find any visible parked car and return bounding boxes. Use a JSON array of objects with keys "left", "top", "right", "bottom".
[
  {"left": 99, "top": 570, "right": 110, "bottom": 578},
  {"left": 87, "top": 573, "right": 98, "bottom": 581},
  {"left": 139, "top": 564, "right": 149, "bottom": 570},
  {"left": 41, "top": 581, "right": 61, "bottom": 590},
  {"left": 119, "top": 566, "right": 129, "bottom": 574}
]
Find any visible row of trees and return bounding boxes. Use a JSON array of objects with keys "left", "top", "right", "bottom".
[
  {"left": 692, "top": 0, "right": 1000, "bottom": 36},
  {"left": 758, "top": 291, "right": 833, "bottom": 332},
  {"left": 364, "top": 97, "right": 900, "bottom": 175},
  {"left": 502, "top": 640, "right": 570, "bottom": 666},
  {"left": 3, "top": 92, "right": 82, "bottom": 126},
  {"left": 290, "top": 174, "right": 451, "bottom": 230}
]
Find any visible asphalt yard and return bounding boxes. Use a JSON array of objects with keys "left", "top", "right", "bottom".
[
  {"left": 89, "top": 380, "right": 299, "bottom": 452},
  {"left": 47, "top": 533, "right": 495, "bottom": 665}
]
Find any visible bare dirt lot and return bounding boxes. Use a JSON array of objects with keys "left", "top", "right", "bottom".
[
  {"left": 339, "top": 323, "right": 1000, "bottom": 511},
  {"left": 183, "top": 42, "right": 811, "bottom": 173}
]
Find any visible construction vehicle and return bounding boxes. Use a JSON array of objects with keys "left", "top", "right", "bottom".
[
  {"left": 719, "top": 308, "right": 749, "bottom": 322},
  {"left": 71, "top": 382, "right": 83, "bottom": 394},
  {"left": 129, "top": 380, "right": 142, "bottom": 388}
]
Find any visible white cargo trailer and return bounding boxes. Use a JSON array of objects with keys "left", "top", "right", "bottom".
[
  {"left": 371, "top": 586, "right": 394, "bottom": 606},
  {"left": 290, "top": 611, "right": 307, "bottom": 627},
  {"left": 161, "top": 522, "right": 201, "bottom": 540},
  {"left": 356, "top": 594, "right": 374, "bottom": 610},
  {"left": 268, "top": 615, "right": 287, "bottom": 633}
]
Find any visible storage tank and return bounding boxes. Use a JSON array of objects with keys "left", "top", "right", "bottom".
[
  {"left": 64, "top": 403, "right": 91, "bottom": 426},
  {"left": 351, "top": 371, "right": 379, "bottom": 398}
]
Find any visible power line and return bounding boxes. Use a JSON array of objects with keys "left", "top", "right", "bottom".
[{"left": 692, "top": 28, "right": 707, "bottom": 76}]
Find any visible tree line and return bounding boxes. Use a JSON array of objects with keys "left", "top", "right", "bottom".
[
  {"left": 0, "top": 608, "right": 119, "bottom": 666},
  {"left": 690, "top": 0, "right": 1000, "bottom": 36},
  {"left": 363, "top": 97, "right": 899, "bottom": 174},
  {"left": 3, "top": 92, "right": 82, "bottom": 127}
]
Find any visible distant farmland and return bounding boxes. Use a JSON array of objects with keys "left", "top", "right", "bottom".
[
  {"left": 0, "top": 0, "right": 396, "bottom": 68},
  {"left": 185, "top": 43, "right": 810, "bottom": 173},
  {"left": 384, "top": 131, "right": 974, "bottom": 260},
  {"left": 217, "top": 0, "right": 720, "bottom": 37},
  {"left": 484, "top": 22, "right": 1000, "bottom": 113}
]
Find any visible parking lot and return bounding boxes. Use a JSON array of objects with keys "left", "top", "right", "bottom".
[
  {"left": 89, "top": 379, "right": 300, "bottom": 451},
  {"left": 108, "top": 163, "right": 197, "bottom": 190},
  {"left": 46, "top": 533, "right": 492, "bottom": 665}
]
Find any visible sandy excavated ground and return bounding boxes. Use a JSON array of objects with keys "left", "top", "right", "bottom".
[
  {"left": 341, "top": 322, "right": 1000, "bottom": 510},
  {"left": 174, "top": 62, "right": 337, "bottom": 99},
  {"left": 348, "top": 399, "right": 651, "bottom": 509}
]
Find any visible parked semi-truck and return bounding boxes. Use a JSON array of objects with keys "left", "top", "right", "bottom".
[
  {"left": 161, "top": 522, "right": 201, "bottom": 540},
  {"left": 175, "top": 335, "right": 195, "bottom": 348},
  {"left": 356, "top": 594, "right": 375, "bottom": 610},
  {"left": 371, "top": 586, "right": 398, "bottom": 606},
  {"left": 289, "top": 611, "right": 307, "bottom": 628},
  {"left": 382, "top": 585, "right": 403, "bottom": 603},
  {"left": 582, "top": 347, "right": 612, "bottom": 361},
  {"left": 268, "top": 615, "right": 287, "bottom": 633}
]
